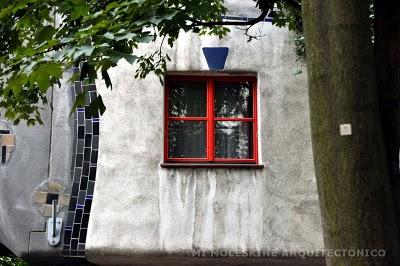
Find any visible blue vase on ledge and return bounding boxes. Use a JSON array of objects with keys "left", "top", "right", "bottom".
[{"left": 202, "top": 47, "right": 229, "bottom": 71}]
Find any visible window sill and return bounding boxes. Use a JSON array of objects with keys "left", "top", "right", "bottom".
[{"left": 160, "top": 163, "right": 264, "bottom": 169}]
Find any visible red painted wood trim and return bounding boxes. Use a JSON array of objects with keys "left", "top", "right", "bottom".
[
  {"left": 164, "top": 75, "right": 258, "bottom": 164},
  {"left": 160, "top": 163, "right": 264, "bottom": 169}
]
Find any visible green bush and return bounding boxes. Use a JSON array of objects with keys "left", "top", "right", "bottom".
[{"left": 0, "top": 256, "right": 28, "bottom": 266}]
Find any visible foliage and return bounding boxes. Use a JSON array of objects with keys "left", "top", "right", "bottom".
[
  {"left": 0, "top": 0, "right": 301, "bottom": 125},
  {"left": 0, "top": 256, "right": 28, "bottom": 266}
]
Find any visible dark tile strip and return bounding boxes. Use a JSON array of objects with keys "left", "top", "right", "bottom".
[
  {"left": 63, "top": 66, "right": 99, "bottom": 258},
  {"left": 1, "top": 146, "right": 6, "bottom": 163}
]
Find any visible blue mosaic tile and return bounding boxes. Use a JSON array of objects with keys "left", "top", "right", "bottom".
[
  {"left": 80, "top": 176, "right": 88, "bottom": 190},
  {"left": 78, "top": 112, "right": 84, "bottom": 126},
  {"left": 63, "top": 67, "right": 99, "bottom": 258},
  {"left": 89, "top": 167, "right": 96, "bottom": 181},
  {"left": 88, "top": 84, "right": 96, "bottom": 91},
  {"left": 85, "top": 195, "right": 93, "bottom": 200},
  {"left": 71, "top": 238, "right": 78, "bottom": 250},
  {"left": 92, "top": 135, "right": 99, "bottom": 149},
  {"left": 85, "top": 120, "right": 92, "bottom": 134},
  {"left": 73, "top": 168, "right": 82, "bottom": 183},
  {"left": 78, "top": 191, "right": 86, "bottom": 205},
  {"left": 72, "top": 225, "right": 80, "bottom": 238},
  {"left": 66, "top": 212, "right": 75, "bottom": 227},
  {"left": 78, "top": 126, "right": 85, "bottom": 139},
  {"left": 81, "top": 214, "right": 90, "bottom": 229},
  {"left": 68, "top": 197, "right": 77, "bottom": 212},
  {"left": 74, "top": 82, "right": 82, "bottom": 95},
  {"left": 84, "top": 134, "right": 92, "bottom": 147},
  {"left": 93, "top": 122, "right": 99, "bottom": 135},
  {"left": 82, "top": 162, "right": 89, "bottom": 176},
  {"left": 74, "top": 209, "right": 83, "bottom": 224},
  {"left": 84, "top": 199, "right": 92, "bottom": 214},
  {"left": 79, "top": 229, "right": 87, "bottom": 243},
  {"left": 72, "top": 183, "right": 80, "bottom": 196},
  {"left": 91, "top": 150, "right": 98, "bottom": 164},
  {"left": 89, "top": 91, "right": 97, "bottom": 102},
  {"left": 87, "top": 181, "right": 95, "bottom": 196},
  {"left": 76, "top": 139, "right": 84, "bottom": 153},
  {"left": 75, "top": 154, "right": 83, "bottom": 167},
  {"left": 84, "top": 106, "right": 91, "bottom": 119}
]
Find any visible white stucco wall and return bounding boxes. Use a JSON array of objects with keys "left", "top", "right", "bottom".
[{"left": 86, "top": 1, "right": 324, "bottom": 264}]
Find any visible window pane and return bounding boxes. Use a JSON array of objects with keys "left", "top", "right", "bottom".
[
  {"left": 215, "top": 81, "right": 253, "bottom": 118},
  {"left": 168, "top": 81, "right": 206, "bottom": 117},
  {"left": 215, "top": 121, "right": 253, "bottom": 159},
  {"left": 168, "top": 121, "right": 206, "bottom": 158}
]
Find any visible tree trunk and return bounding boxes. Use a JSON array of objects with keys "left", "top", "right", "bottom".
[
  {"left": 375, "top": 0, "right": 400, "bottom": 224},
  {"left": 302, "top": 1, "right": 400, "bottom": 265}
]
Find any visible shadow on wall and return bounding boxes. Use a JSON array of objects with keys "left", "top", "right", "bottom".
[{"left": 0, "top": 242, "right": 14, "bottom": 256}]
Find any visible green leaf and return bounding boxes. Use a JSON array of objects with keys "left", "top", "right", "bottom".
[
  {"left": 88, "top": 94, "right": 106, "bottom": 116},
  {"left": 29, "top": 63, "right": 63, "bottom": 92},
  {"left": 36, "top": 25, "right": 57, "bottom": 43},
  {"left": 115, "top": 32, "right": 137, "bottom": 41},
  {"left": 108, "top": 50, "right": 138, "bottom": 64},
  {"left": 73, "top": 46, "right": 95, "bottom": 60},
  {"left": 102, "top": 70, "right": 112, "bottom": 89},
  {"left": 6, "top": 73, "right": 28, "bottom": 95},
  {"left": 69, "top": 0, "right": 89, "bottom": 20},
  {"left": 69, "top": 92, "right": 86, "bottom": 117}
]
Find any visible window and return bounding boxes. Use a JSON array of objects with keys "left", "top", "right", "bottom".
[{"left": 164, "top": 75, "right": 258, "bottom": 164}]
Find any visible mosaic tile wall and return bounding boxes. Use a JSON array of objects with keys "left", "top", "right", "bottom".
[{"left": 63, "top": 67, "right": 99, "bottom": 257}]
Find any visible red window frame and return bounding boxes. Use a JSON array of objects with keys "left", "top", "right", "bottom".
[{"left": 164, "top": 75, "right": 258, "bottom": 164}]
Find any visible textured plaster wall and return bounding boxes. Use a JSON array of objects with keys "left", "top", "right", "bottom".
[
  {"left": 0, "top": 112, "right": 51, "bottom": 257},
  {"left": 86, "top": 2, "right": 323, "bottom": 264},
  {"left": 0, "top": 70, "right": 74, "bottom": 258}
]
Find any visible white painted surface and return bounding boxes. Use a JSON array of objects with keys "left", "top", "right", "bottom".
[
  {"left": 340, "top": 124, "right": 352, "bottom": 136},
  {"left": 86, "top": 1, "right": 324, "bottom": 263}
]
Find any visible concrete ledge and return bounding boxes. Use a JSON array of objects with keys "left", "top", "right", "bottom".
[
  {"left": 86, "top": 254, "right": 325, "bottom": 266},
  {"left": 160, "top": 163, "right": 265, "bottom": 169}
]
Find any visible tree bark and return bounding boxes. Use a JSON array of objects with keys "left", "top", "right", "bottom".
[
  {"left": 302, "top": 1, "right": 400, "bottom": 265},
  {"left": 375, "top": 0, "right": 400, "bottom": 224}
]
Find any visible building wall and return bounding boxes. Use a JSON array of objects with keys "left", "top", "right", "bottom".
[
  {"left": 0, "top": 71, "right": 75, "bottom": 258},
  {"left": 86, "top": 4, "right": 324, "bottom": 264}
]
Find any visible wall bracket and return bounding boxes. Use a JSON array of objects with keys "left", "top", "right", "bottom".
[{"left": 47, "top": 200, "right": 62, "bottom": 246}]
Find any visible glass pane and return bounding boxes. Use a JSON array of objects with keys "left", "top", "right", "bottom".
[
  {"left": 215, "top": 121, "right": 253, "bottom": 159},
  {"left": 215, "top": 81, "right": 253, "bottom": 118},
  {"left": 168, "top": 80, "right": 206, "bottom": 117},
  {"left": 168, "top": 121, "right": 206, "bottom": 158}
]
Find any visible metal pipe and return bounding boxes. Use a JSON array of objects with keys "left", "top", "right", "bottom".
[{"left": 52, "top": 200, "right": 57, "bottom": 237}]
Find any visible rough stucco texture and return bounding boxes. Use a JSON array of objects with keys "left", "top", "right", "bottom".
[
  {"left": 0, "top": 104, "right": 52, "bottom": 257},
  {"left": 0, "top": 70, "right": 74, "bottom": 258},
  {"left": 86, "top": 16, "right": 324, "bottom": 264}
]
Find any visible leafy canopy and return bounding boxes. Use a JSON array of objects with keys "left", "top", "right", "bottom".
[{"left": 0, "top": 0, "right": 300, "bottom": 125}]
